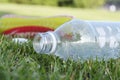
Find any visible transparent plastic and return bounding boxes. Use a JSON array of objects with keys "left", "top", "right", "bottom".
[{"left": 33, "top": 19, "right": 120, "bottom": 60}]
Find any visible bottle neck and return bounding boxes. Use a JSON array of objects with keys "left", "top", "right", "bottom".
[{"left": 33, "top": 31, "right": 57, "bottom": 54}]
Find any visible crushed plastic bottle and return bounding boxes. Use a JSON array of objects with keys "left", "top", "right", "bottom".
[{"left": 33, "top": 19, "right": 120, "bottom": 61}]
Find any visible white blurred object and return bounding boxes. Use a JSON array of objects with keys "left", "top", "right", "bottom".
[
  {"left": 12, "top": 38, "right": 28, "bottom": 44},
  {"left": 109, "top": 5, "right": 116, "bottom": 12}
]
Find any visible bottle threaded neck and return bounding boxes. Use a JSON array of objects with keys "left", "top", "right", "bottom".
[{"left": 33, "top": 32, "right": 57, "bottom": 54}]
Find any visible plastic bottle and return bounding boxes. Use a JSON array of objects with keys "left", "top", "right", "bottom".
[{"left": 33, "top": 19, "right": 120, "bottom": 61}]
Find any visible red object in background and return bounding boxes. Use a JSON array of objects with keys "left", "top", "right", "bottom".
[
  {"left": 3, "top": 26, "right": 54, "bottom": 34},
  {"left": 3, "top": 26, "right": 54, "bottom": 38},
  {"left": 0, "top": 15, "right": 73, "bottom": 37}
]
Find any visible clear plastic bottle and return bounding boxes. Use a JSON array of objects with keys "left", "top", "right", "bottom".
[{"left": 33, "top": 19, "right": 120, "bottom": 61}]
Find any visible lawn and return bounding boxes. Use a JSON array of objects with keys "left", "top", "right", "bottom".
[
  {"left": 0, "top": 3, "right": 120, "bottom": 80},
  {"left": 0, "top": 3, "right": 120, "bottom": 21}
]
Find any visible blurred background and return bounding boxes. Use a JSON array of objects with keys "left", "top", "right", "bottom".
[{"left": 0, "top": 0, "right": 120, "bottom": 21}]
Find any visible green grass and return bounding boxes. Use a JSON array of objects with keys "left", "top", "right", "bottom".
[
  {"left": 0, "top": 35, "right": 120, "bottom": 80},
  {"left": 0, "top": 3, "right": 120, "bottom": 80}
]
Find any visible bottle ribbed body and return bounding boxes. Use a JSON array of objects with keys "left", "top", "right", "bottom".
[{"left": 33, "top": 19, "right": 120, "bottom": 61}]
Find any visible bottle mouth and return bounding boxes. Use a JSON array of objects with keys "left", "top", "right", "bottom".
[{"left": 33, "top": 32, "right": 57, "bottom": 54}]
